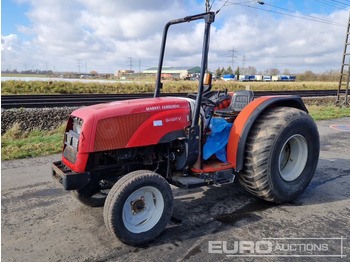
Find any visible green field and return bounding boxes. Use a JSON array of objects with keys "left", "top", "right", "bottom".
[{"left": 1, "top": 80, "right": 339, "bottom": 95}]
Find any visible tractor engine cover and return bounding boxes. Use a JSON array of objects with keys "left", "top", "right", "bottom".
[{"left": 62, "top": 97, "right": 192, "bottom": 172}]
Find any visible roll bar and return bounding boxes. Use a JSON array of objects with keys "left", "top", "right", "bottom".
[{"left": 153, "top": 12, "right": 216, "bottom": 127}]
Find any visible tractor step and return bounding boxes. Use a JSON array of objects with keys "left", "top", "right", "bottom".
[
  {"left": 172, "top": 169, "right": 235, "bottom": 188},
  {"left": 172, "top": 176, "right": 207, "bottom": 189},
  {"left": 211, "top": 169, "right": 235, "bottom": 185}
]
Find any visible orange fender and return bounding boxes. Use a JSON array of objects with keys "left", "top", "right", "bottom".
[{"left": 227, "top": 95, "right": 307, "bottom": 171}]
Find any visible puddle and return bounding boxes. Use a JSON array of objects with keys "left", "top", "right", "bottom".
[{"left": 214, "top": 200, "right": 277, "bottom": 225}]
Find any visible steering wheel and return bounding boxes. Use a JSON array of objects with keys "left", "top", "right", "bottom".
[{"left": 187, "top": 91, "right": 219, "bottom": 106}]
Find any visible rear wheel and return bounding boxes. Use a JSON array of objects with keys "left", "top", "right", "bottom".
[
  {"left": 103, "top": 170, "right": 173, "bottom": 246},
  {"left": 238, "top": 107, "right": 319, "bottom": 203}
]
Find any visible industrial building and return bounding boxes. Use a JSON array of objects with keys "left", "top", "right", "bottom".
[{"left": 143, "top": 66, "right": 201, "bottom": 79}]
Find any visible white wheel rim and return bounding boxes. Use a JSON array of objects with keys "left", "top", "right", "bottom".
[
  {"left": 278, "top": 134, "right": 308, "bottom": 182},
  {"left": 122, "top": 186, "right": 164, "bottom": 234}
]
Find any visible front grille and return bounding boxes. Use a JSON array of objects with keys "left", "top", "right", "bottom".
[{"left": 94, "top": 112, "right": 151, "bottom": 151}]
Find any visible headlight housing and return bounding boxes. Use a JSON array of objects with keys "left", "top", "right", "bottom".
[{"left": 63, "top": 116, "right": 83, "bottom": 164}]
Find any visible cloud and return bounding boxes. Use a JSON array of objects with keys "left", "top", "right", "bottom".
[
  {"left": 1, "top": 1, "right": 349, "bottom": 73},
  {"left": 1, "top": 34, "right": 34, "bottom": 68},
  {"left": 210, "top": 8, "right": 348, "bottom": 72}
]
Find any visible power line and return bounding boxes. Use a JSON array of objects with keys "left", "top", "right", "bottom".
[
  {"left": 219, "top": 0, "right": 347, "bottom": 27},
  {"left": 76, "top": 59, "right": 81, "bottom": 73},
  {"left": 216, "top": 0, "right": 260, "bottom": 13},
  {"left": 242, "top": 53, "right": 246, "bottom": 72},
  {"left": 329, "top": 0, "right": 349, "bottom": 7},
  {"left": 227, "top": 46, "right": 239, "bottom": 68},
  {"left": 331, "top": 0, "right": 349, "bottom": 5},
  {"left": 262, "top": 2, "right": 345, "bottom": 26},
  {"left": 127, "top": 57, "right": 133, "bottom": 71},
  {"left": 312, "top": 0, "right": 347, "bottom": 9}
]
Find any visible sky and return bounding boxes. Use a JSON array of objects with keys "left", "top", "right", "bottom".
[{"left": 1, "top": 0, "right": 350, "bottom": 74}]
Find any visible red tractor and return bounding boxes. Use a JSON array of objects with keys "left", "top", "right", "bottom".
[{"left": 52, "top": 12, "right": 319, "bottom": 246}]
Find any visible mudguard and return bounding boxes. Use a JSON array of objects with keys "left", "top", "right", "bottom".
[{"left": 226, "top": 95, "right": 308, "bottom": 172}]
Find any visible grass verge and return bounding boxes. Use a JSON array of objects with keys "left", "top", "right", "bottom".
[
  {"left": 1, "top": 123, "right": 66, "bottom": 161},
  {"left": 1, "top": 105, "right": 349, "bottom": 161},
  {"left": 308, "top": 104, "right": 350, "bottom": 120}
]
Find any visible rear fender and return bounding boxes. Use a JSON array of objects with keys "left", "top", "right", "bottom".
[{"left": 227, "top": 96, "right": 308, "bottom": 172}]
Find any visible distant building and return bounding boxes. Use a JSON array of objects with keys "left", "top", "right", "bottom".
[
  {"left": 143, "top": 66, "right": 201, "bottom": 79},
  {"left": 114, "top": 70, "right": 135, "bottom": 77}
]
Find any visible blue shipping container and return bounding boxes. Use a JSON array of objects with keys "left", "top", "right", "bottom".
[{"left": 223, "top": 74, "right": 235, "bottom": 79}]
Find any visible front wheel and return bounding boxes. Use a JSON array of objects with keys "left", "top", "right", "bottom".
[
  {"left": 103, "top": 170, "right": 173, "bottom": 246},
  {"left": 238, "top": 107, "right": 320, "bottom": 203}
]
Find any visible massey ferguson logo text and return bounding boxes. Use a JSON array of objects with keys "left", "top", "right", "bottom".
[
  {"left": 146, "top": 104, "right": 181, "bottom": 111},
  {"left": 208, "top": 238, "right": 346, "bottom": 258}
]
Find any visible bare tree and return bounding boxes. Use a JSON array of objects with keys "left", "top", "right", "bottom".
[
  {"left": 245, "top": 66, "right": 257, "bottom": 75},
  {"left": 269, "top": 68, "right": 281, "bottom": 75},
  {"left": 282, "top": 68, "right": 291, "bottom": 75}
]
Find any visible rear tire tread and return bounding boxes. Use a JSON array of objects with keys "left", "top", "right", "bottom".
[{"left": 238, "top": 107, "right": 319, "bottom": 203}]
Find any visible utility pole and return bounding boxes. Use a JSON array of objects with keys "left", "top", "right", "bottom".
[
  {"left": 242, "top": 54, "right": 246, "bottom": 74},
  {"left": 127, "top": 57, "right": 133, "bottom": 71},
  {"left": 227, "top": 46, "right": 238, "bottom": 69},
  {"left": 206, "top": 0, "right": 210, "bottom": 12},
  {"left": 336, "top": 11, "right": 350, "bottom": 106},
  {"left": 76, "top": 59, "right": 81, "bottom": 73}
]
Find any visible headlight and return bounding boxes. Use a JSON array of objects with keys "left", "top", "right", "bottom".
[
  {"left": 65, "top": 130, "right": 80, "bottom": 150},
  {"left": 71, "top": 136, "right": 79, "bottom": 148},
  {"left": 73, "top": 124, "right": 82, "bottom": 135},
  {"left": 72, "top": 117, "right": 83, "bottom": 135}
]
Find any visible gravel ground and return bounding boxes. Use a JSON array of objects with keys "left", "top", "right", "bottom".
[{"left": 1, "top": 117, "right": 349, "bottom": 262}]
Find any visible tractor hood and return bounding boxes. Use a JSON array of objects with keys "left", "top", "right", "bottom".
[{"left": 71, "top": 97, "right": 192, "bottom": 153}]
